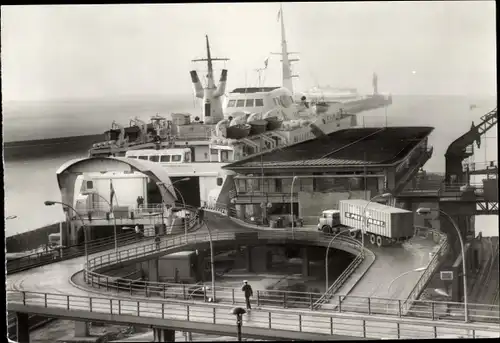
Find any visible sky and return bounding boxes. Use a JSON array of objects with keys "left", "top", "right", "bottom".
[{"left": 1, "top": 2, "right": 497, "bottom": 102}]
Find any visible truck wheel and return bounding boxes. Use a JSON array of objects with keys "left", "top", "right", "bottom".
[
  {"left": 369, "top": 234, "right": 376, "bottom": 245},
  {"left": 349, "top": 230, "right": 358, "bottom": 239},
  {"left": 322, "top": 225, "right": 332, "bottom": 234},
  {"left": 376, "top": 235, "right": 383, "bottom": 247}
]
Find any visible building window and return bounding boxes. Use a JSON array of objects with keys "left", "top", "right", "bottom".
[
  {"left": 245, "top": 99, "right": 255, "bottom": 107},
  {"left": 149, "top": 155, "right": 159, "bottom": 162},
  {"left": 210, "top": 149, "right": 218, "bottom": 155},
  {"left": 160, "top": 155, "right": 171, "bottom": 162},
  {"left": 236, "top": 100, "right": 245, "bottom": 107},
  {"left": 227, "top": 100, "right": 236, "bottom": 107},
  {"left": 86, "top": 181, "right": 93, "bottom": 189},
  {"left": 217, "top": 177, "right": 223, "bottom": 186},
  {"left": 255, "top": 99, "right": 264, "bottom": 107},
  {"left": 275, "top": 179, "right": 282, "bottom": 192}
]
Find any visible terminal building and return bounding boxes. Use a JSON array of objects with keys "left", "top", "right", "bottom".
[{"left": 222, "top": 126, "right": 434, "bottom": 226}]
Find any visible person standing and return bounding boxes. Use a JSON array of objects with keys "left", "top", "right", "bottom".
[{"left": 241, "top": 280, "right": 253, "bottom": 310}]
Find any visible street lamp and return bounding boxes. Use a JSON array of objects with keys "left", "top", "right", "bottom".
[
  {"left": 387, "top": 266, "right": 426, "bottom": 296},
  {"left": 417, "top": 207, "right": 469, "bottom": 322},
  {"left": 44, "top": 200, "right": 89, "bottom": 269},
  {"left": 230, "top": 307, "right": 247, "bottom": 341},
  {"left": 362, "top": 192, "right": 392, "bottom": 253},
  {"left": 203, "top": 219, "right": 216, "bottom": 302},
  {"left": 157, "top": 178, "right": 190, "bottom": 240},
  {"left": 325, "top": 228, "right": 360, "bottom": 291},
  {"left": 291, "top": 176, "right": 298, "bottom": 239},
  {"left": 81, "top": 191, "right": 118, "bottom": 254}
]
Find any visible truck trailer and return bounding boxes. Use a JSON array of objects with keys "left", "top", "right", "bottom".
[{"left": 339, "top": 199, "right": 414, "bottom": 247}]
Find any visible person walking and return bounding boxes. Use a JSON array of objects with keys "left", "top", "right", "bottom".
[{"left": 241, "top": 280, "right": 253, "bottom": 310}]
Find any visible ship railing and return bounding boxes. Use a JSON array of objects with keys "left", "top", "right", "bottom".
[
  {"left": 201, "top": 202, "right": 229, "bottom": 216},
  {"left": 75, "top": 228, "right": 500, "bottom": 324}
]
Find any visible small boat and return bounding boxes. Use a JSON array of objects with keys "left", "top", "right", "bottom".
[
  {"left": 226, "top": 124, "right": 251, "bottom": 139},
  {"left": 247, "top": 112, "right": 268, "bottom": 135},
  {"left": 265, "top": 116, "right": 283, "bottom": 130}
]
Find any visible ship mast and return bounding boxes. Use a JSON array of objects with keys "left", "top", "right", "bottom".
[
  {"left": 190, "top": 35, "right": 229, "bottom": 124},
  {"left": 271, "top": 3, "right": 299, "bottom": 94},
  {"left": 192, "top": 35, "right": 229, "bottom": 91}
]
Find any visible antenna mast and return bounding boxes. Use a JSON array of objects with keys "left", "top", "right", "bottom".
[{"left": 271, "top": 3, "right": 299, "bottom": 94}]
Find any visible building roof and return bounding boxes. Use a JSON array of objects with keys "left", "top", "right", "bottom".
[{"left": 224, "top": 126, "right": 434, "bottom": 170}]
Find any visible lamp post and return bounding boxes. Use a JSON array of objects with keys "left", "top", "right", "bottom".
[
  {"left": 417, "top": 207, "right": 468, "bottom": 322},
  {"left": 230, "top": 307, "right": 247, "bottom": 341},
  {"left": 362, "top": 192, "right": 392, "bottom": 253},
  {"left": 325, "top": 228, "right": 360, "bottom": 291},
  {"left": 157, "top": 178, "right": 190, "bottom": 240},
  {"left": 44, "top": 200, "right": 89, "bottom": 269},
  {"left": 203, "top": 219, "right": 216, "bottom": 302},
  {"left": 387, "top": 267, "right": 426, "bottom": 296},
  {"left": 291, "top": 176, "right": 298, "bottom": 239},
  {"left": 81, "top": 191, "right": 118, "bottom": 254}
]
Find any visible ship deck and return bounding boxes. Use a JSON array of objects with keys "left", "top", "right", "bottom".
[{"left": 224, "top": 126, "right": 434, "bottom": 170}]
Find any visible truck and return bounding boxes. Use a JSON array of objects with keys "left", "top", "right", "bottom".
[{"left": 339, "top": 199, "right": 414, "bottom": 247}]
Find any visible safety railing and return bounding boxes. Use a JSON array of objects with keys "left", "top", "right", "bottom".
[
  {"left": 6, "top": 216, "right": 201, "bottom": 275},
  {"left": 7, "top": 291, "right": 500, "bottom": 339},
  {"left": 402, "top": 228, "right": 449, "bottom": 316},
  {"left": 313, "top": 249, "right": 374, "bottom": 309},
  {"left": 80, "top": 226, "right": 500, "bottom": 324}
]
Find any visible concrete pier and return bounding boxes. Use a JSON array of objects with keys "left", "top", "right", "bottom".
[{"left": 16, "top": 312, "right": 30, "bottom": 343}]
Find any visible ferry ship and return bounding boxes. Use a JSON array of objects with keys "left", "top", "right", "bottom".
[{"left": 86, "top": 7, "right": 362, "bottom": 209}]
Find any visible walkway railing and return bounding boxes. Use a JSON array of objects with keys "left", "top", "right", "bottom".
[
  {"left": 7, "top": 290, "right": 499, "bottom": 339},
  {"left": 402, "top": 227, "right": 449, "bottom": 316},
  {"left": 6, "top": 215, "right": 201, "bottom": 275},
  {"left": 81, "top": 227, "right": 500, "bottom": 323}
]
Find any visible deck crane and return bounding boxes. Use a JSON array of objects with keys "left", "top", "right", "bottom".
[{"left": 445, "top": 107, "right": 497, "bottom": 185}]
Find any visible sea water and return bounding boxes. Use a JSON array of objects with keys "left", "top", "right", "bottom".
[{"left": 3, "top": 95, "right": 498, "bottom": 237}]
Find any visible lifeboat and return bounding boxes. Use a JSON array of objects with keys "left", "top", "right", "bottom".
[
  {"left": 227, "top": 114, "right": 251, "bottom": 139},
  {"left": 262, "top": 109, "right": 283, "bottom": 131},
  {"left": 246, "top": 113, "right": 268, "bottom": 135}
]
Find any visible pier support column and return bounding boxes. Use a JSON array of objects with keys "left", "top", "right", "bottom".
[
  {"left": 153, "top": 328, "right": 175, "bottom": 342},
  {"left": 148, "top": 259, "right": 159, "bottom": 282},
  {"left": 301, "top": 247, "right": 310, "bottom": 277},
  {"left": 16, "top": 313, "right": 30, "bottom": 343},
  {"left": 245, "top": 246, "right": 253, "bottom": 272},
  {"left": 74, "top": 321, "right": 89, "bottom": 337}
]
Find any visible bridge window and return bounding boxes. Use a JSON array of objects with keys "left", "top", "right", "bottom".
[
  {"left": 138, "top": 156, "right": 148, "bottom": 160},
  {"left": 255, "top": 99, "right": 264, "bottom": 107},
  {"left": 245, "top": 99, "right": 255, "bottom": 107},
  {"left": 160, "top": 155, "right": 171, "bottom": 162},
  {"left": 172, "top": 155, "right": 182, "bottom": 162},
  {"left": 128, "top": 156, "right": 137, "bottom": 159},
  {"left": 217, "top": 177, "right": 223, "bottom": 186},
  {"left": 149, "top": 155, "right": 159, "bottom": 162},
  {"left": 227, "top": 100, "right": 236, "bottom": 107},
  {"left": 236, "top": 100, "right": 245, "bottom": 107}
]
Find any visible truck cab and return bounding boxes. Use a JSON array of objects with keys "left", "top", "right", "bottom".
[{"left": 317, "top": 209, "right": 342, "bottom": 234}]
